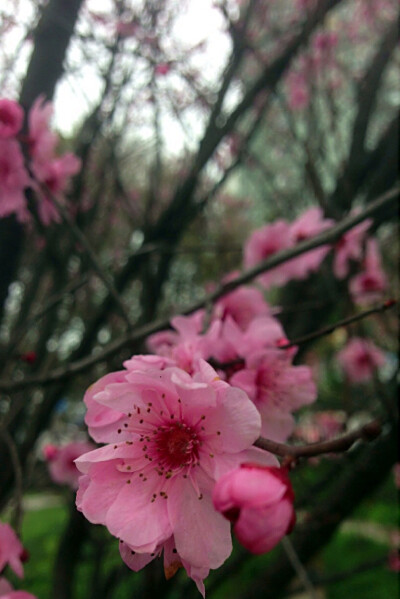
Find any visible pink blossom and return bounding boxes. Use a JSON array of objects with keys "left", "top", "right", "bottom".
[
  {"left": 0, "top": 139, "right": 30, "bottom": 220},
  {"left": 0, "top": 523, "right": 28, "bottom": 578},
  {"left": 388, "top": 550, "right": 400, "bottom": 572},
  {"left": 294, "top": 411, "right": 345, "bottom": 443},
  {"left": 32, "top": 153, "right": 81, "bottom": 225},
  {"left": 287, "top": 207, "right": 333, "bottom": 279},
  {"left": 243, "top": 221, "right": 294, "bottom": 288},
  {"left": 230, "top": 348, "right": 316, "bottom": 441},
  {"left": 333, "top": 218, "right": 372, "bottom": 278},
  {"left": 0, "top": 100, "right": 24, "bottom": 138},
  {"left": 337, "top": 337, "right": 386, "bottom": 383},
  {"left": 287, "top": 72, "right": 309, "bottom": 111},
  {"left": 349, "top": 239, "right": 387, "bottom": 304},
  {"left": 115, "top": 20, "right": 140, "bottom": 38},
  {"left": 211, "top": 315, "right": 295, "bottom": 366},
  {"left": 0, "top": 579, "right": 13, "bottom": 595},
  {"left": 76, "top": 360, "right": 267, "bottom": 593},
  {"left": 34, "top": 153, "right": 81, "bottom": 195},
  {"left": 44, "top": 441, "right": 95, "bottom": 490},
  {"left": 212, "top": 283, "right": 270, "bottom": 330},
  {"left": 147, "top": 312, "right": 220, "bottom": 375},
  {"left": 213, "top": 464, "right": 295, "bottom": 554},
  {"left": 146, "top": 330, "right": 180, "bottom": 355},
  {"left": 312, "top": 31, "right": 338, "bottom": 53},
  {"left": 155, "top": 63, "right": 170, "bottom": 76}
]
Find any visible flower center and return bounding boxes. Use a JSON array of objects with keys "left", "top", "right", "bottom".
[
  {"left": 155, "top": 422, "right": 200, "bottom": 470},
  {"left": 362, "top": 274, "right": 379, "bottom": 291}
]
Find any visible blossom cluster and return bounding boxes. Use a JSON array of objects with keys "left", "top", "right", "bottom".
[
  {"left": 0, "top": 523, "right": 36, "bottom": 599},
  {"left": 74, "top": 274, "right": 316, "bottom": 594},
  {"left": 0, "top": 97, "right": 81, "bottom": 225},
  {"left": 244, "top": 207, "right": 387, "bottom": 304},
  {"left": 74, "top": 201, "right": 389, "bottom": 594}
]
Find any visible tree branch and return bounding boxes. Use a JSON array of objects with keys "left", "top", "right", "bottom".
[
  {"left": 0, "top": 187, "right": 397, "bottom": 394},
  {"left": 254, "top": 419, "right": 381, "bottom": 458}
]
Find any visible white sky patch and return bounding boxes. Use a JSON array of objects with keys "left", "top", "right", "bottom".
[{"left": 52, "top": 0, "right": 231, "bottom": 154}]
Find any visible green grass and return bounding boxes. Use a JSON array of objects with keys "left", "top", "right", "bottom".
[
  {"left": 11, "top": 474, "right": 399, "bottom": 599},
  {"left": 21, "top": 502, "right": 68, "bottom": 599},
  {"left": 322, "top": 533, "right": 398, "bottom": 599}
]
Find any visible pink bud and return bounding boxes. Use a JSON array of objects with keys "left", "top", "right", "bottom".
[
  {"left": 213, "top": 464, "right": 296, "bottom": 554},
  {"left": 43, "top": 444, "right": 58, "bottom": 461},
  {"left": 19, "top": 351, "right": 37, "bottom": 365},
  {"left": 154, "top": 63, "right": 170, "bottom": 76}
]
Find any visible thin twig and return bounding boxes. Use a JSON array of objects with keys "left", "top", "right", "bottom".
[
  {"left": 0, "top": 188, "right": 397, "bottom": 393},
  {"left": 286, "top": 557, "right": 387, "bottom": 596},
  {"left": 36, "top": 181, "right": 133, "bottom": 328},
  {"left": 282, "top": 536, "right": 318, "bottom": 599},
  {"left": 9, "top": 274, "right": 89, "bottom": 353},
  {"left": 280, "top": 299, "right": 397, "bottom": 349},
  {"left": 254, "top": 419, "right": 381, "bottom": 458},
  {"left": 0, "top": 428, "right": 24, "bottom": 533}
]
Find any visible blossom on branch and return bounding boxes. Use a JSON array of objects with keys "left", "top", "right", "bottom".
[
  {"left": 337, "top": 337, "right": 386, "bottom": 383},
  {"left": 333, "top": 218, "right": 372, "bottom": 279},
  {"left": 0, "top": 99, "right": 23, "bottom": 139},
  {"left": 213, "top": 464, "right": 295, "bottom": 554},
  {"left": 76, "top": 360, "right": 271, "bottom": 595},
  {"left": 0, "top": 139, "right": 30, "bottom": 220},
  {"left": 287, "top": 207, "right": 333, "bottom": 280},
  {"left": 0, "top": 523, "right": 28, "bottom": 578},
  {"left": 349, "top": 239, "right": 387, "bottom": 304},
  {"left": 244, "top": 220, "right": 293, "bottom": 288},
  {"left": 44, "top": 441, "right": 94, "bottom": 490}
]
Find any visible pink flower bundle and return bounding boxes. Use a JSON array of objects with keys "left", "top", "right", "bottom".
[
  {"left": 337, "top": 337, "right": 386, "bottom": 383},
  {"left": 0, "top": 96, "right": 81, "bottom": 225},
  {"left": 43, "top": 441, "right": 95, "bottom": 490},
  {"left": 76, "top": 359, "right": 272, "bottom": 595},
  {"left": 0, "top": 523, "right": 36, "bottom": 599}
]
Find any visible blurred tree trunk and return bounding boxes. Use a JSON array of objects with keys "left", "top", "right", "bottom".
[{"left": 0, "top": 0, "right": 83, "bottom": 325}]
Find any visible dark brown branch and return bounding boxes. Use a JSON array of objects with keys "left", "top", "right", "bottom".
[
  {"left": 0, "top": 187, "right": 397, "bottom": 394},
  {"left": 254, "top": 419, "right": 381, "bottom": 458}
]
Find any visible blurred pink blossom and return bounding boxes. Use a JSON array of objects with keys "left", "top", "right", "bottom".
[
  {"left": 0, "top": 99, "right": 24, "bottom": 138},
  {"left": 154, "top": 63, "right": 170, "bottom": 76},
  {"left": 349, "top": 239, "right": 387, "bottom": 303},
  {"left": 115, "top": 20, "right": 140, "bottom": 38},
  {"left": 44, "top": 441, "right": 95, "bottom": 490},
  {"left": 337, "top": 337, "right": 386, "bottom": 383},
  {"left": 333, "top": 219, "right": 372, "bottom": 279},
  {"left": 0, "top": 523, "right": 28, "bottom": 578},
  {"left": 213, "top": 464, "right": 295, "bottom": 554},
  {"left": 0, "top": 139, "right": 30, "bottom": 220},
  {"left": 212, "top": 282, "right": 270, "bottom": 330},
  {"left": 230, "top": 348, "right": 317, "bottom": 441},
  {"left": 244, "top": 220, "right": 293, "bottom": 288},
  {"left": 287, "top": 207, "right": 333, "bottom": 279},
  {"left": 287, "top": 72, "right": 309, "bottom": 110},
  {"left": 388, "top": 550, "right": 400, "bottom": 572},
  {"left": 32, "top": 153, "right": 81, "bottom": 225}
]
